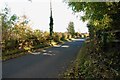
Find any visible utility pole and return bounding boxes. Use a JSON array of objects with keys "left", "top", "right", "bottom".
[{"left": 49, "top": 0, "right": 54, "bottom": 45}]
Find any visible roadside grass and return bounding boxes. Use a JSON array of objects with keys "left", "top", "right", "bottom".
[
  {"left": 2, "top": 44, "right": 50, "bottom": 61},
  {"left": 62, "top": 42, "right": 87, "bottom": 79},
  {"left": 63, "top": 40, "right": 120, "bottom": 79},
  {"left": 1, "top": 39, "right": 72, "bottom": 61}
]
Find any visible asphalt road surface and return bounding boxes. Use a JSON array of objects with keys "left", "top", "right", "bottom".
[{"left": 2, "top": 39, "right": 85, "bottom": 78}]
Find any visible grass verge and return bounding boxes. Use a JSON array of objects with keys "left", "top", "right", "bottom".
[
  {"left": 1, "top": 39, "right": 72, "bottom": 61},
  {"left": 63, "top": 41, "right": 120, "bottom": 79}
]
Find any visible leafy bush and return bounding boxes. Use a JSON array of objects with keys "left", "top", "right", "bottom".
[{"left": 53, "top": 32, "right": 60, "bottom": 42}]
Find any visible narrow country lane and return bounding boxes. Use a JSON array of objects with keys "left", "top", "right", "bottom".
[{"left": 2, "top": 39, "right": 85, "bottom": 78}]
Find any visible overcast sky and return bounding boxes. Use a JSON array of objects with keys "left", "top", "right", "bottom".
[{"left": 0, "top": 0, "right": 88, "bottom": 33}]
